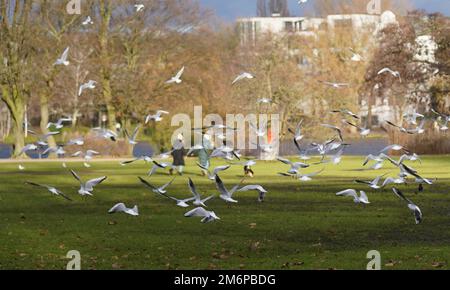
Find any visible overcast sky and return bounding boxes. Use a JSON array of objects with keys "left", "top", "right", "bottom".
[{"left": 199, "top": 0, "right": 450, "bottom": 21}]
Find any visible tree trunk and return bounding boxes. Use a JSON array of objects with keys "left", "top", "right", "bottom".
[
  {"left": 40, "top": 95, "right": 56, "bottom": 150},
  {"left": 103, "top": 79, "right": 117, "bottom": 131},
  {"left": 10, "top": 104, "right": 26, "bottom": 157},
  {"left": 72, "top": 108, "right": 79, "bottom": 128}
]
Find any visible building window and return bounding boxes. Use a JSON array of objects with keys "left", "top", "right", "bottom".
[{"left": 285, "top": 22, "right": 294, "bottom": 32}]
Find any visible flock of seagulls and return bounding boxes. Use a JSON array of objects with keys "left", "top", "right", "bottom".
[
  {"left": 15, "top": 7, "right": 446, "bottom": 226},
  {"left": 20, "top": 96, "right": 438, "bottom": 225}
]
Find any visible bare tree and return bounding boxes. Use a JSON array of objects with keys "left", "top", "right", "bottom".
[{"left": 0, "top": 0, "right": 34, "bottom": 156}]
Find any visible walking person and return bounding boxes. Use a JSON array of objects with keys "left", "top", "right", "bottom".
[
  {"left": 198, "top": 133, "right": 213, "bottom": 176},
  {"left": 170, "top": 134, "right": 186, "bottom": 176}
]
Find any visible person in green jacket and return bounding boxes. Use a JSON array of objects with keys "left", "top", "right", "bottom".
[{"left": 198, "top": 133, "right": 213, "bottom": 176}]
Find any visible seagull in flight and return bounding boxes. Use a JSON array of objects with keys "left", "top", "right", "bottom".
[
  {"left": 19, "top": 144, "right": 38, "bottom": 156},
  {"left": 148, "top": 160, "right": 176, "bottom": 176},
  {"left": 250, "top": 121, "right": 267, "bottom": 137},
  {"left": 25, "top": 182, "right": 72, "bottom": 201},
  {"left": 108, "top": 203, "right": 139, "bottom": 216},
  {"left": 42, "top": 146, "right": 66, "bottom": 156},
  {"left": 336, "top": 189, "right": 370, "bottom": 205},
  {"left": 67, "top": 137, "right": 84, "bottom": 146},
  {"left": 332, "top": 109, "right": 359, "bottom": 119},
  {"left": 71, "top": 150, "right": 99, "bottom": 167},
  {"left": 392, "top": 188, "right": 423, "bottom": 225},
  {"left": 310, "top": 139, "right": 337, "bottom": 156},
  {"left": 232, "top": 72, "right": 254, "bottom": 85},
  {"left": 145, "top": 110, "right": 169, "bottom": 124},
  {"left": 92, "top": 128, "right": 118, "bottom": 141},
  {"left": 355, "top": 174, "right": 387, "bottom": 189},
  {"left": 403, "top": 111, "right": 425, "bottom": 126},
  {"left": 141, "top": 178, "right": 194, "bottom": 208},
  {"left": 215, "top": 175, "right": 244, "bottom": 203},
  {"left": 279, "top": 169, "right": 324, "bottom": 182},
  {"left": 166, "top": 66, "right": 185, "bottom": 84},
  {"left": 382, "top": 176, "right": 406, "bottom": 187},
  {"left": 257, "top": 98, "right": 273, "bottom": 104},
  {"left": 319, "top": 81, "right": 350, "bottom": 89},
  {"left": 288, "top": 119, "right": 304, "bottom": 142},
  {"left": 345, "top": 121, "right": 371, "bottom": 137},
  {"left": 139, "top": 177, "right": 175, "bottom": 195},
  {"left": 321, "top": 124, "right": 344, "bottom": 141},
  {"left": 70, "top": 170, "right": 107, "bottom": 197},
  {"left": 120, "top": 155, "right": 153, "bottom": 166},
  {"left": 349, "top": 48, "right": 364, "bottom": 62},
  {"left": 47, "top": 117, "right": 72, "bottom": 130},
  {"left": 277, "top": 157, "right": 309, "bottom": 174},
  {"left": 54, "top": 47, "right": 70, "bottom": 66},
  {"left": 82, "top": 16, "right": 93, "bottom": 26},
  {"left": 363, "top": 153, "right": 390, "bottom": 169},
  {"left": 78, "top": 80, "right": 96, "bottom": 96},
  {"left": 386, "top": 121, "right": 414, "bottom": 134},
  {"left": 196, "top": 163, "right": 230, "bottom": 181},
  {"left": 379, "top": 144, "right": 405, "bottom": 154},
  {"left": 124, "top": 125, "right": 141, "bottom": 145},
  {"left": 134, "top": 4, "right": 145, "bottom": 12},
  {"left": 188, "top": 178, "right": 215, "bottom": 207},
  {"left": 184, "top": 207, "right": 220, "bottom": 223},
  {"left": 378, "top": 68, "right": 401, "bottom": 82},
  {"left": 237, "top": 185, "right": 268, "bottom": 202},
  {"left": 28, "top": 130, "right": 60, "bottom": 147}
]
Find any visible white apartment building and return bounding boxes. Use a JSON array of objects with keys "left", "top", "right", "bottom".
[{"left": 237, "top": 11, "right": 398, "bottom": 44}]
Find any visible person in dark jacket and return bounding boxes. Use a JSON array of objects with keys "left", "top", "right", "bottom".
[{"left": 170, "top": 134, "right": 186, "bottom": 175}]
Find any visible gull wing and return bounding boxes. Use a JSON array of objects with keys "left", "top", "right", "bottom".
[
  {"left": 58, "top": 190, "right": 73, "bottom": 201},
  {"left": 109, "top": 203, "right": 127, "bottom": 213},
  {"left": 201, "top": 195, "right": 215, "bottom": 203},
  {"left": 359, "top": 191, "right": 370, "bottom": 204},
  {"left": 304, "top": 169, "right": 324, "bottom": 177},
  {"left": 70, "top": 169, "right": 82, "bottom": 184},
  {"left": 409, "top": 204, "right": 423, "bottom": 224},
  {"left": 336, "top": 189, "right": 358, "bottom": 199},
  {"left": 188, "top": 178, "right": 200, "bottom": 199},
  {"left": 215, "top": 175, "right": 229, "bottom": 197},
  {"left": 152, "top": 160, "right": 166, "bottom": 168},
  {"left": 378, "top": 67, "right": 392, "bottom": 75},
  {"left": 121, "top": 158, "right": 139, "bottom": 165},
  {"left": 138, "top": 177, "right": 158, "bottom": 191},
  {"left": 25, "top": 182, "right": 51, "bottom": 190},
  {"left": 277, "top": 157, "right": 292, "bottom": 166},
  {"left": 86, "top": 150, "right": 100, "bottom": 156},
  {"left": 238, "top": 185, "right": 267, "bottom": 193},
  {"left": 61, "top": 47, "right": 70, "bottom": 61},
  {"left": 213, "top": 165, "right": 231, "bottom": 175},
  {"left": 392, "top": 187, "right": 414, "bottom": 204},
  {"left": 382, "top": 177, "right": 396, "bottom": 187},
  {"left": 196, "top": 162, "right": 210, "bottom": 172},
  {"left": 160, "top": 178, "right": 176, "bottom": 191},
  {"left": 85, "top": 177, "right": 107, "bottom": 191},
  {"left": 232, "top": 74, "right": 244, "bottom": 85},
  {"left": 175, "top": 66, "right": 185, "bottom": 79},
  {"left": 185, "top": 207, "right": 209, "bottom": 218}
]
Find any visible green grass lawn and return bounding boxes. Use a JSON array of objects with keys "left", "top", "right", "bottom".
[{"left": 0, "top": 156, "right": 449, "bottom": 270}]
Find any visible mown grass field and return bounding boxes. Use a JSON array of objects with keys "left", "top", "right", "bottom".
[{"left": 0, "top": 156, "right": 449, "bottom": 270}]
